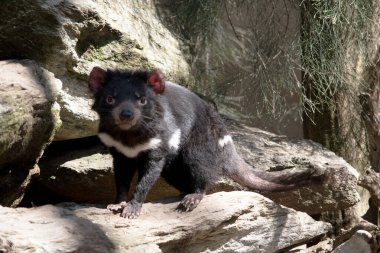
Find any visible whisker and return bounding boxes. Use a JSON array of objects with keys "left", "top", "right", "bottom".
[{"left": 142, "top": 115, "right": 153, "bottom": 120}]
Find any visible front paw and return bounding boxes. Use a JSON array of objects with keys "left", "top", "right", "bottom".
[
  {"left": 107, "top": 201, "right": 127, "bottom": 213},
  {"left": 121, "top": 201, "right": 142, "bottom": 219},
  {"left": 107, "top": 201, "right": 142, "bottom": 219}
]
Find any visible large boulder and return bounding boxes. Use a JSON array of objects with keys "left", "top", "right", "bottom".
[
  {"left": 32, "top": 120, "right": 360, "bottom": 214},
  {"left": 224, "top": 119, "right": 360, "bottom": 214},
  {"left": 0, "top": 60, "right": 61, "bottom": 206},
  {"left": 332, "top": 230, "right": 373, "bottom": 253},
  {"left": 0, "top": 191, "right": 331, "bottom": 253},
  {"left": 32, "top": 138, "right": 179, "bottom": 204},
  {"left": 0, "top": 0, "right": 190, "bottom": 140}
]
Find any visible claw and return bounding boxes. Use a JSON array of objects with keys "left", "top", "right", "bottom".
[
  {"left": 107, "top": 201, "right": 127, "bottom": 213},
  {"left": 107, "top": 201, "right": 142, "bottom": 219},
  {"left": 176, "top": 193, "right": 204, "bottom": 212}
]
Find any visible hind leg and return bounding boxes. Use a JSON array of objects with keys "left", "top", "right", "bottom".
[
  {"left": 172, "top": 123, "right": 225, "bottom": 212},
  {"left": 172, "top": 161, "right": 213, "bottom": 212},
  {"left": 176, "top": 191, "right": 205, "bottom": 212}
]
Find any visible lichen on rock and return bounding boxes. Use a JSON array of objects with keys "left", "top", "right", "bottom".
[{"left": 0, "top": 60, "right": 61, "bottom": 206}]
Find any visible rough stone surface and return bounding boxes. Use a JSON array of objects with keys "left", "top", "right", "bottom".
[
  {"left": 0, "top": 60, "right": 61, "bottom": 206},
  {"left": 0, "top": 0, "right": 190, "bottom": 140},
  {"left": 332, "top": 230, "right": 372, "bottom": 253},
  {"left": 33, "top": 138, "right": 179, "bottom": 204},
  {"left": 287, "top": 239, "right": 333, "bottom": 253},
  {"left": 223, "top": 119, "right": 360, "bottom": 214},
  {"left": 33, "top": 120, "right": 360, "bottom": 214},
  {"left": 0, "top": 191, "right": 331, "bottom": 253}
]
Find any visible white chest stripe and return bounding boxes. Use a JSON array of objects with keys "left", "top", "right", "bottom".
[
  {"left": 168, "top": 129, "right": 181, "bottom": 150},
  {"left": 98, "top": 133, "right": 162, "bottom": 158},
  {"left": 218, "top": 135, "right": 233, "bottom": 148}
]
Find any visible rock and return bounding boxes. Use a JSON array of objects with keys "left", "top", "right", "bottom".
[
  {"left": 221, "top": 119, "right": 360, "bottom": 214},
  {"left": 0, "top": 191, "right": 331, "bottom": 253},
  {"left": 0, "top": 60, "right": 61, "bottom": 206},
  {"left": 0, "top": 0, "right": 190, "bottom": 140},
  {"left": 37, "top": 140, "right": 115, "bottom": 204},
  {"left": 332, "top": 230, "right": 373, "bottom": 253},
  {"left": 32, "top": 120, "right": 359, "bottom": 214},
  {"left": 288, "top": 239, "right": 333, "bottom": 253},
  {"left": 32, "top": 137, "right": 179, "bottom": 205}
]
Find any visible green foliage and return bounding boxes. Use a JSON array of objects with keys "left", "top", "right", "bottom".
[
  {"left": 162, "top": 0, "right": 374, "bottom": 129},
  {"left": 299, "top": 0, "right": 376, "bottom": 165},
  {"left": 161, "top": 1, "right": 305, "bottom": 122},
  {"left": 300, "top": 0, "right": 373, "bottom": 116}
]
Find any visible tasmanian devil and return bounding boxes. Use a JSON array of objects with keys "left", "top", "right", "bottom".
[{"left": 88, "top": 67, "right": 324, "bottom": 219}]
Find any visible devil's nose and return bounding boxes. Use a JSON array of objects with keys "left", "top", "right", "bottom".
[{"left": 119, "top": 110, "right": 133, "bottom": 120}]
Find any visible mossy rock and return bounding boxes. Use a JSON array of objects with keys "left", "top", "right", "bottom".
[
  {"left": 0, "top": 60, "right": 61, "bottom": 206},
  {"left": 0, "top": 0, "right": 191, "bottom": 140}
]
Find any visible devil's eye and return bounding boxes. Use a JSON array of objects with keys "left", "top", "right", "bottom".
[
  {"left": 106, "top": 95, "right": 115, "bottom": 105},
  {"left": 139, "top": 97, "right": 147, "bottom": 105}
]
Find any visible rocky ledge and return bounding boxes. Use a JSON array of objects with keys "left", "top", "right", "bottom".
[{"left": 0, "top": 191, "right": 331, "bottom": 253}]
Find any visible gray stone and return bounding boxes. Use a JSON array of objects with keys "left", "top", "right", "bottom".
[
  {"left": 37, "top": 120, "right": 359, "bottom": 214},
  {"left": 332, "top": 230, "right": 373, "bottom": 253},
  {"left": 222, "top": 120, "right": 360, "bottom": 214},
  {"left": 0, "top": 0, "right": 190, "bottom": 140},
  {"left": 0, "top": 60, "right": 61, "bottom": 206},
  {"left": 0, "top": 191, "right": 331, "bottom": 253},
  {"left": 37, "top": 142, "right": 180, "bottom": 204}
]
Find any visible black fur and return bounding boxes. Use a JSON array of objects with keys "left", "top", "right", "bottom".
[{"left": 89, "top": 67, "right": 325, "bottom": 218}]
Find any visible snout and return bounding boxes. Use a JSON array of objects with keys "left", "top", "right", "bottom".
[
  {"left": 119, "top": 109, "right": 133, "bottom": 121},
  {"left": 112, "top": 103, "right": 140, "bottom": 130}
]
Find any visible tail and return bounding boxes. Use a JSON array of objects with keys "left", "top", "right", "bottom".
[{"left": 228, "top": 158, "right": 326, "bottom": 192}]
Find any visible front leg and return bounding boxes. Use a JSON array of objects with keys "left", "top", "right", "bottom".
[
  {"left": 121, "top": 155, "right": 165, "bottom": 219},
  {"left": 107, "top": 149, "right": 137, "bottom": 213}
]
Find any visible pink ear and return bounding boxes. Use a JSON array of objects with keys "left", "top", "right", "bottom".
[
  {"left": 88, "top": 67, "right": 107, "bottom": 94},
  {"left": 148, "top": 69, "right": 165, "bottom": 94}
]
